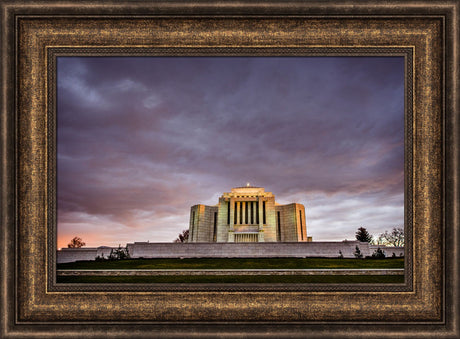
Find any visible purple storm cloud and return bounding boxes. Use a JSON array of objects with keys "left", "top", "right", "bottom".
[{"left": 57, "top": 56, "right": 404, "bottom": 247}]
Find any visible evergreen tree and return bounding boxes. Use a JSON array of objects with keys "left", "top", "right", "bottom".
[
  {"left": 174, "top": 229, "right": 189, "bottom": 243},
  {"left": 355, "top": 227, "right": 372, "bottom": 243}
]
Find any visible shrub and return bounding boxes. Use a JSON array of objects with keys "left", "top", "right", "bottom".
[
  {"left": 354, "top": 246, "right": 363, "bottom": 259},
  {"left": 108, "top": 245, "right": 130, "bottom": 261},
  {"left": 372, "top": 247, "right": 386, "bottom": 259}
]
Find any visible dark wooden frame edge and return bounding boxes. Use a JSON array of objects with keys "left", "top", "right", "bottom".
[{"left": 1, "top": 1, "right": 459, "bottom": 338}]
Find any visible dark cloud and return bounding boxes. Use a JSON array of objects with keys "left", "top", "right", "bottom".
[{"left": 57, "top": 56, "right": 404, "bottom": 247}]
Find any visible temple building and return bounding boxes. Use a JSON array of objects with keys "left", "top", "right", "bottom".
[{"left": 188, "top": 185, "right": 312, "bottom": 243}]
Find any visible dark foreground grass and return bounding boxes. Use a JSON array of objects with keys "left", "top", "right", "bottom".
[
  {"left": 57, "top": 275, "right": 404, "bottom": 284},
  {"left": 57, "top": 257, "right": 404, "bottom": 270}
]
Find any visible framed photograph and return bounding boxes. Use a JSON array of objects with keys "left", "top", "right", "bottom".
[
  {"left": 54, "top": 54, "right": 408, "bottom": 288},
  {"left": 1, "top": 1, "right": 458, "bottom": 338}
]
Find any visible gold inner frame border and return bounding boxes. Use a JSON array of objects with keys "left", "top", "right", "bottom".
[{"left": 46, "top": 46, "right": 414, "bottom": 294}]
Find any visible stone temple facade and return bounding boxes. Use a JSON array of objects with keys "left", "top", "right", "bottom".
[{"left": 188, "top": 185, "right": 312, "bottom": 243}]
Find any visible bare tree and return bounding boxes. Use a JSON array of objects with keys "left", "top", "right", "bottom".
[
  {"left": 372, "top": 236, "right": 385, "bottom": 245},
  {"left": 67, "top": 236, "right": 86, "bottom": 248},
  {"left": 174, "top": 229, "right": 189, "bottom": 243},
  {"left": 378, "top": 227, "right": 404, "bottom": 247}
]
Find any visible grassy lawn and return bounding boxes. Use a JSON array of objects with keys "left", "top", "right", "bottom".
[
  {"left": 57, "top": 274, "right": 404, "bottom": 284},
  {"left": 57, "top": 257, "right": 404, "bottom": 270},
  {"left": 57, "top": 258, "right": 404, "bottom": 283}
]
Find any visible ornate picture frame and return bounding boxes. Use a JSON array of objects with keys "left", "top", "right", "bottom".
[{"left": 1, "top": 1, "right": 458, "bottom": 337}]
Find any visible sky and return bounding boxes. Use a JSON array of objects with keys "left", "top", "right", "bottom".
[{"left": 57, "top": 56, "right": 405, "bottom": 248}]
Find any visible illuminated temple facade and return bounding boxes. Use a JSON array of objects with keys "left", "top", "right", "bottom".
[{"left": 188, "top": 185, "right": 311, "bottom": 243}]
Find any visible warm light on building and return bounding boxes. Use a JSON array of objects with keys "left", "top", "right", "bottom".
[{"left": 189, "top": 185, "right": 311, "bottom": 243}]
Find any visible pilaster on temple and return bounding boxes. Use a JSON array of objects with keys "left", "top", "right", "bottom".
[{"left": 229, "top": 197, "right": 234, "bottom": 229}]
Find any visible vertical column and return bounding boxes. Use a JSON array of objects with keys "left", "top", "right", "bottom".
[
  {"left": 245, "top": 201, "right": 249, "bottom": 224},
  {"left": 227, "top": 200, "right": 230, "bottom": 225},
  {"left": 234, "top": 201, "right": 237, "bottom": 225},
  {"left": 258, "top": 198, "right": 264, "bottom": 230},
  {"left": 228, "top": 198, "right": 235, "bottom": 243},
  {"left": 256, "top": 199, "right": 259, "bottom": 224},
  {"left": 242, "top": 202, "right": 246, "bottom": 225},
  {"left": 236, "top": 201, "right": 240, "bottom": 224},
  {"left": 263, "top": 201, "right": 266, "bottom": 224},
  {"left": 258, "top": 197, "right": 265, "bottom": 242},
  {"left": 229, "top": 198, "right": 234, "bottom": 230}
]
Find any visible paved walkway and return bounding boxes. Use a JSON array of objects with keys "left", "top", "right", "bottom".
[{"left": 57, "top": 268, "right": 404, "bottom": 276}]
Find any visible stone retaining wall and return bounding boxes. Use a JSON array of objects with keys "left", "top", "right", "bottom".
[
  {"left": 58, "top": 246, "right": 116, "bottom": 263},
  {"left": 57, "top": 242, "right": 405, "bottom": 263},
  {"left": 126, "top": 241, "right": 372, "bottom": 259}
]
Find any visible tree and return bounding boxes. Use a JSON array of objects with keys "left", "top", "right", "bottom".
[
  {"left": 174, "top": 229, "right": 189, "bottom": 243},
  {"left": 67, "top": 236, "right": 85, "bottom": 248},
  {"left": 371, "top": 236, "right": 384, "bottom": 245},
  {"left": 355, "top": 227, "right": 372, "bottom": 243},
  {"left": 378, "top": 227, "right": 404, "bottom": 247}
]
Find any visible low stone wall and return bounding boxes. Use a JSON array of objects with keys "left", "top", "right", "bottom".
[
  {"left": 57, "top": 246, "right": 116, "bottom": 263},
  {"left": 126, "top": 241, "right": 373, "bottom": 259},
  {"left": 58, "top": 248, "right": 98, "bottom": 263},
  {"left": 57, "top": 242, "right": 405, "bottom": 263}
]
